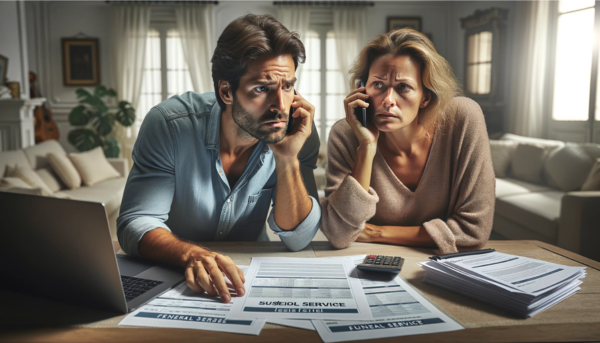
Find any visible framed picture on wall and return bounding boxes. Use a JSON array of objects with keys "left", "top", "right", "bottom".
[
  {"left": 61, "top": 38, "right": 100, "bottom": 86},
  {"left": 0, "top": 54, "right": 8, "bottom": 85},
  {"left": 387, "top": 17, "right": 422, "bottom": 32}
]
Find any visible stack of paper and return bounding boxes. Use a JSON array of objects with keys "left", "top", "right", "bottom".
[
  {"left": 419, "top": 250, "right": 586, "bottom": 317},
  {"left": 119, "top": 256, "right": 465, "bottom": 342}
]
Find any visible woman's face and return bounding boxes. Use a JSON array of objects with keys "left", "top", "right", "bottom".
[{"left": 365, "top": 53, "right": 430, "bottom": 132}]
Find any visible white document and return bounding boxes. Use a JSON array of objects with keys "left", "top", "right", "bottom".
[
  {"left": 420, "top": 251, "right": 586, "bottom": 317},
  {"left": 444, "top": 251, "right": 585, "bottom": 295},
  {"left": 119, "top": 266, "right": 265, "bottom": 335},
  {"left": 228, "top": 257, "right": 372, "bottom": 320},
  {"left": 312, "top": 256, "right": 463, "bottom": 342},
  {"left": 267, "top": 319, "right": 315, "bottom": 330}
]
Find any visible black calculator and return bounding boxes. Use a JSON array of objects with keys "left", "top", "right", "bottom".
[{"left": 357, "top": 255, "right": 404, "bottom": 273}]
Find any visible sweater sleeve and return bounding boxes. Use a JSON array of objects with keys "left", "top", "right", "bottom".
[
  {"left": 320, "top": 121, "right": 379, "bottom": 249},
  {"left": 422, "top": 98, "right": 496, "bottom": 254}
]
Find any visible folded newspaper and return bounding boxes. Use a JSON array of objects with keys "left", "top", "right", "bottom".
[{"left": 419, "top": 249, "right": 586, "bottom": 318}]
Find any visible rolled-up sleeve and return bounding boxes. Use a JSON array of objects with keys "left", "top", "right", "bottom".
[
  {"left": 117, "top": 107, "right": 176, "bottom": 256},
  {"left": 268, "top": 195, "right": 321, "bottom": 251}
]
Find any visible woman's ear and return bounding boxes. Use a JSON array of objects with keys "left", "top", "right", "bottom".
[
  {"left": 218, "top": 81, "right": 233, "bottom": 106},
  {"left": 420, "top": 90, "right": 432, "bottom": 108}
]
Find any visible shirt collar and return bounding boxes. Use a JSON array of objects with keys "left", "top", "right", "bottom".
[{"left": 205, "top": 101, "right": 222, "bottom": 150}]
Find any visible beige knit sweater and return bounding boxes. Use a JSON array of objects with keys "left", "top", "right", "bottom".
[{"left": 320, "top": 97, "right": 495, "bottom": 254}]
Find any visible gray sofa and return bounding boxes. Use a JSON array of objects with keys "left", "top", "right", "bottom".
[
  {"left": 0, "top": 140, "right": 128, "bottom": 239},
  {"left": 491, "top": 134, "right": 600, "bottom": 261}
]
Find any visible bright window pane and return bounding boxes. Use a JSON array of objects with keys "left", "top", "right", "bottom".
[
  {"left": 297, "top": 30, "right": 320, "bottom": 124},
  {"left": 597, "top": 49, "right": 600, "bottom": 121},
  {"left": 466, "top": 31, "right": 492, "bottom": 94},
  {"left": 138, "top": 29, "right": 161, "bottom": 128},
  {"left": 552, "top": 9, "right": 595, "bottom": 121},
  {"left": 325, "top": 31, "right": 346, "bottom": 143},
  {"left": 559, "top": 0, "right": 594, "bottom": 13},
  {"left": 166, "top": 29, "right": 193, "bottom": 97}
]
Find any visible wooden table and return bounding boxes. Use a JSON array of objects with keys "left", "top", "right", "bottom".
[{"left": 1, "top": 240, "right": 599, "bottom": 342}]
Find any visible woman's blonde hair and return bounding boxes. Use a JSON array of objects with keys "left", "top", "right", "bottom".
[{"left": 349, "top": 28, "right": 461, "bottom": 129}]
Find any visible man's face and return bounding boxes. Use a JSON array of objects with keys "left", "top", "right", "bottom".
[{"left": 231, "top": 54, "right": 296, "bottom": 144}]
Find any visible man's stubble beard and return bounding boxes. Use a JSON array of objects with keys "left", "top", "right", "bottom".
[{"left": 231, "top": 96, "right": 288, "bottom": 144}]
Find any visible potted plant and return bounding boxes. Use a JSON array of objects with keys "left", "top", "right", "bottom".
[{"left": 68, "top": 85, "right": 136, "bottom": 158}]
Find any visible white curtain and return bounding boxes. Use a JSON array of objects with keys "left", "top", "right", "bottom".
[
  {"left": 111, "top": 4, "right": 152, "bottom": 166},
  {"left": 333, "top": 8, "right": 368, "bottom": 94},
  {"left": 508, "top": 1, "right": 549, "bottom": 138},
  {"left": 175, "top": 4, "right": 215, "bottom": 94},
  {"left": 277, "top": 6, "right": 311, "bottom": 89}
]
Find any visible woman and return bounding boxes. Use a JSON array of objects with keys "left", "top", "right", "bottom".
[{"left": 320, "top": 28, "right": 495, "bottom": 254}]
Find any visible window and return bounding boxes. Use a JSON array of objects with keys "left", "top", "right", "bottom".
[
  {"left": 297, "top": 27, "right": 346, "bottom": 145},
  {"left": 137, "top": 25, "right": 193, "bottom": 131},
  {"left": 466, "top": 31, "right": 493, "bottom": 94},
  {"left": 552, "top": 0, "right": 597, "bottom": 121}
]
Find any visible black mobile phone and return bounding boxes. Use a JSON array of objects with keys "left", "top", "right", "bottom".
[
  {"left": 287, "top": 90, "right": 297, "bottom": 134},
  {"left": 354, "top": 81, "right": 367, "bottom": 127}
]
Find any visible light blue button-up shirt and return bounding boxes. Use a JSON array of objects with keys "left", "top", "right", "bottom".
[{"left": 117, "top": 92, "right": 321, "bottom": 256}]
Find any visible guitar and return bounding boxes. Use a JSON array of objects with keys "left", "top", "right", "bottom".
[{"left": 29, "top": 71, "right": 59, "bottom": 143}]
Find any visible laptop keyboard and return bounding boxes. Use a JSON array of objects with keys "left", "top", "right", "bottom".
[{"left": 121, "top": 276, "right": 163, "bottom": 302}]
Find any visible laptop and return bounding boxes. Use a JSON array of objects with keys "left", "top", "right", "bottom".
[{"left": 0, "top": 191, "right": 185, "bottom": 314}]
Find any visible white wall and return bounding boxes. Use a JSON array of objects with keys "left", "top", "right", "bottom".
[
  {"left": 0, "top": 0, "right": 29, "bottom": 100},
  {"left": 25, "top": 1, "right": 515, "bottom": 151}
]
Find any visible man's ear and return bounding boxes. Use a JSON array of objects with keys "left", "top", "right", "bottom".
[
  {"left": 218, "top": 80, "right": 233, "bottom": 106},
  {"left": 420, "top": 90, "right": 432, "bottom": 109}
]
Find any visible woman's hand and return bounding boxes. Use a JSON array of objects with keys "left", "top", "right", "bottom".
[
  {"left": 356, "top": 223, "right": 383, "bottom": 243},
  {"left": 344, "top": 85, "right": 380, "bottom": 150}
]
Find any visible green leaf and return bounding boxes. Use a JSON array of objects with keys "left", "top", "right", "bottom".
[
  {"left": 68, "top": 105, "right": 90, "bottom": 126},
  {"left": 94, "top": 113, "right": 115, "bottom": 136},
  {"left": 106, "top": 88, "right": 117, "bottom": 97},
  {"left": 81, "top": 95, "right": 102, "bottom": 108},
  {"left": 116, "top": 101, "right": 136, "bottom": 127},
  {"left": 68, "top": 128, "right": 102, "bottom": 152},
  {"left": 94, "top": 85, "right": 107, "bottom": 98},
  {"left": 75, "top": 88, "right": 92, "bottom": 100},
  {"left": 103, "top": 137, "right": 120, "bottom": 158}
]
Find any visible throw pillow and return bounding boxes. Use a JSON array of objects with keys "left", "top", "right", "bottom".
[
  {"left": 581, "top": 158, "right": 600, "bottom": 191},
  {"left": 489, "top": 140, "right": 518, "bottom": 178},
  {"left": 0, "top": 187, "right": 48, "bottom": 196},
  {"left": 35, "top": 167, "right": 63, "bottom": 192},
  {"left": 544, "top": 144, "right": 594, "bottom": 191},
  {"left": 0, "top": 177, "right": 32, "bottom": 189},
  {"left": 68, "top": 147, "right": 121, "bottom": 186},
  {"left": 48, "top": 153, "right": 82, "bottom": 189},
  {"left": 5, "top": 165, "right": 55, "bottom": 195},
  {"left": 510, "top": 144, "right": 547, "bottom": 184}
]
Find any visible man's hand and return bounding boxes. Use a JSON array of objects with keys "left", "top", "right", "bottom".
[
  {"left": 268, "top": 91, "right": 315, "bottom": 163},
  {"left": 184, "top": 249, "right": 246, "bottom": 303}
]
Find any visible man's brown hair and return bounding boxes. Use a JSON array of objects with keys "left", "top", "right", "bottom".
[{"left": 212, "top": 14, "right": 306, "bottom": 110}]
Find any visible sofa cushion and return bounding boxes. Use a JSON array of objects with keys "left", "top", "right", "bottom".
[
  {"left": 544, "top": 144, "right": 594, "bottom": 192},
  {"left": 69, "top": 147, "right": 121, "bottom": 186},
  {"left": 581, "top": 158, "right": 600, "bottom": 191},
  {"left": 495, "top": 178, "right": 554, "bottom": 198},
  {"left": 495, "top": 191, "right": 563, "bottom": 240},
  {"left": 23, "top": 140, "right": 66, "bottom": 170},
  {"left": 579, "top": 142, "right": 600, "bottom": 159},
  {"left": 0, "top": 150, "right": 31, "bottom": 177},
  {"left": 5, "top": 165, "right": 54, "bottom": 195},
  {"left": 48, "top": 153, "right": 82, "bottom": 189},
  {"left": 0, "top": 177, "right": 32, "bottom": 189},
  {"left": 35, "top": 167, "right": 63, "bottom": 193},
  {"left": 510, "top": 144, "right": 547, "bottom": 184},
  {"left": 59, "top": 177, "right": 126, "bottom": 214},
  {"left": 489, "top": 140, "right": 518, "bottom": 178},
  {"left": 500, "top": 133, "right": 565, "bottom": 150}
]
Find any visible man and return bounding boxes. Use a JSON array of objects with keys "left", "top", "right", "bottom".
[{"left": 117, "top": 14, "right": 321, "bottom": 303}]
